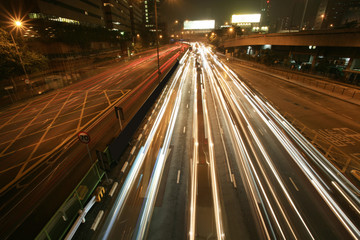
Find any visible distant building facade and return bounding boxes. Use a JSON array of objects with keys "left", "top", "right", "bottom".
[
  {"left": 260, "top": 0, "right": 271, "bottom": 28},
  {"left": 144, "top": 0, "right": 161, "bottom": 33},
  {"left": 26, "top": 0, "right": 104, "bottom": 26},
  {"left": 314, "top": 0, "right": 360, "bottom": 30},
  {"left": 102, "top": 0, "right": 131, "bottom": 33},
  {"left": 129, "top": 1, "right": 143, "bottom": 37}
]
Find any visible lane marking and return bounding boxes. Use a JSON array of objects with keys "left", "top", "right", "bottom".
[
  {"left": 186, "top": 104, "right": 189, "bottom": 108},
  {"left": 0, "top": 92, "right": 61, "bottom": 156},
  {"left": 177, "top": 170, "right": 181, "bottom": 184},
  {"left": 121, "top": 161, "right": 129, "bottom": 173},
  {"left": 341, "top": 114, "right": 353, "bottom": 120},
  {"left": 104, "top": 90, "right": 112, "bottom": 106},
  {"left": 77, "top": 90, "right": 88, "bottom": 131},
  {"left": 289, "top": 177, "right": 299, "bottom": 191},
  {"left": 109, "top": 182, "right": 118, "bottom": 197},
  {"left": 91, "top": 210, "right": 104, "bottom": 231},
  {"left": 183, "top": 126, "right": 186, "bottom": 133},
  {"left": 0, "top": 102, "right": 32, "bottom": 132},
  {"left": 137, "top": 134, "right": 142, "bottom": 141},
  {"left": 21, "top": 93, "right": 74, "bottom": 172},
  {"left": 143, "top": 124, "right": 148, "bottom": 130},
  {"left": 130, "top": 146, "right": 136, "bottom": 155},
  {"left": 231, "top": 173, "right": 237, "bottom": 188}
]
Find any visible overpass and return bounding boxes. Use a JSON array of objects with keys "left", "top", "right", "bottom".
[
  {"left": 222, "top": 29, "right": 360, "bottom": 75},
  {"left": 224, "top": 29, "right": 360, "bottom": 48}
]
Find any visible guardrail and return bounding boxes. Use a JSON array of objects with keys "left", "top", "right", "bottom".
[
  {"left": 35, "top": 161, "right": 104, "bottom": 240},
  {"left": 108, "top": 59, "right": 180, "bottom": 163},
  {"left": 226, "top": 57, "right": 360, "bottom": 102}
]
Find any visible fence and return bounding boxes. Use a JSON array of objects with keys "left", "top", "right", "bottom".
[
  {"left": 35, "top": 161, "right": 104, "bottom": 240},
  {"left": 230, "top": 58, "right": 360, "bottom": 102}
]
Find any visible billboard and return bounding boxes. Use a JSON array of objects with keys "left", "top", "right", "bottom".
[
  {"left": 184, "top": 20, "right": 215, "bottom": 30},
  {"left": 232, "top": 14, "right": 261, "bottom": 23}
]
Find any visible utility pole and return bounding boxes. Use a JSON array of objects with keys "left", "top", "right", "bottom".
[
  {"left": 10, "top": 32, "right": 29, "bottom": 81},
  {"left": 154, "top": 0, "right": 160, "bottom": 75},
  {"left": 300, "top": 0, "right": 309, "bottom": 30}
]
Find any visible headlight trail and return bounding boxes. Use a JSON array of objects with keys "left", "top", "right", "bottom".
[
  {"left": 199, "top": 51, "right": 225, "bottom": 238},
  {"left": 99, "top": 51, "right": 189, "bottom": 240},
  {"left": 218, "top": 56, "right": 360, "bottom": 239},
  {"left": 189, "top": 51, "right": 198, "bottom": 240},
  {"left": 134, "top": 57, "right": 190, "bottom": 240}
]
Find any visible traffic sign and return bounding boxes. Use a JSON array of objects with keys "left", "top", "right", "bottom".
[{"left": 78, "top": 131, "right": 91, "bottom": 144}]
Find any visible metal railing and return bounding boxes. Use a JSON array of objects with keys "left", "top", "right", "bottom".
[
  {"left": 35, "top": 161, "right": 104, "bottom": 240},
  {"left": 229, "top": 57, "right": 360, "bottom": 102}
]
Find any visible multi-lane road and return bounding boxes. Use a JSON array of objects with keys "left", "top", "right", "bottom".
[
  {"left": 0, "top": 44, "right": 183, "bottom": 239},
  {"left": 97, "top": 43, "right": 360, "bottom": 239}
]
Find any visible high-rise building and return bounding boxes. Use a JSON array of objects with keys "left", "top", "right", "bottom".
[
  {"left": 144, "top": 0, "right": 161, "bottom": 32},
  {"left": 314, "top": 0, "right": 360, "bottom": 30},
  {"left": 25, "top": 0, "right": 104, "bottom": 27},
  {"left": 102, "top": 0, "right": 131, "bottom": 33},
  {"left": 260, "top": 0, "right": 271, "bottom": 27},
  {"left": 129, "top": 1, "right": 143, "bottom": 37}
]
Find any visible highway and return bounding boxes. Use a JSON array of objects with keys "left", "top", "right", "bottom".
[
  {"left": 98, "top": 43, "right": 360, "bottom": 239},
  {"left": 0, "top": 44, "right": 183, "bottom": 239}
]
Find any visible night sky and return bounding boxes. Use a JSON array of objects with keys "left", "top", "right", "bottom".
[{"left": 162, "top": 0, "right": 322, "bottom": 27}]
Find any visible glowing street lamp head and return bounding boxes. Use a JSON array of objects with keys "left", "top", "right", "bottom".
[{"left": 15, "top": 21, "right": 22, "bottom": 27}]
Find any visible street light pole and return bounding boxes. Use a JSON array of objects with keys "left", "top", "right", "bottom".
[
  {"left": 10, "top": 31, "right": 29, "bottom": 81},
  {"left": 300, "top": 0, "right": 309, "bottom": 30},
  {"left": 154, "top": 0, "right": 160, "bottom": 75}
]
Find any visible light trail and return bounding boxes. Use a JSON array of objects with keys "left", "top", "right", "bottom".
[
  {"left": 199, "top": 54, "right": 225, "bottom": 239},
  {"left": 189, "top": 50, "right": 198, "bottom": 240},
  {"left": 134, "top": 54, "right": 190, "bottom": 239},
  {"left": 200, "top": 44, "right": 275, "bottom": 238},
  {"left": 219, "top": 56, "right": 360, "bottom": 239},
  {"left": 98, "top": 51, "right": 189, "bottom": 240},
  {"left": 201, "top": 46, "right": 276, "bottom": 239},
  {"left": 215, "top": 67, "right": 313, "bottom": 239}
]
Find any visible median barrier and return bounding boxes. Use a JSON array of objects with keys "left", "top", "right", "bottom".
[
  {"left": 107, "top": 60, "right": 179, "bottom": 163},
  {"left": 35, "top": 161, "right": 104, "bottom": 240}
]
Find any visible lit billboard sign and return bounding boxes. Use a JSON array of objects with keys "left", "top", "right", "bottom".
[
  {"left": 184, "top": 20, "right": 215, "bottom": 30},
  {"left": 231, "top": 14, "right": 261, "bottom": 23}
]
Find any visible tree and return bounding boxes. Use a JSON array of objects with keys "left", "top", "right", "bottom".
[{"left": 0, "top": 28, "right": 47, "bottom": 82}]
